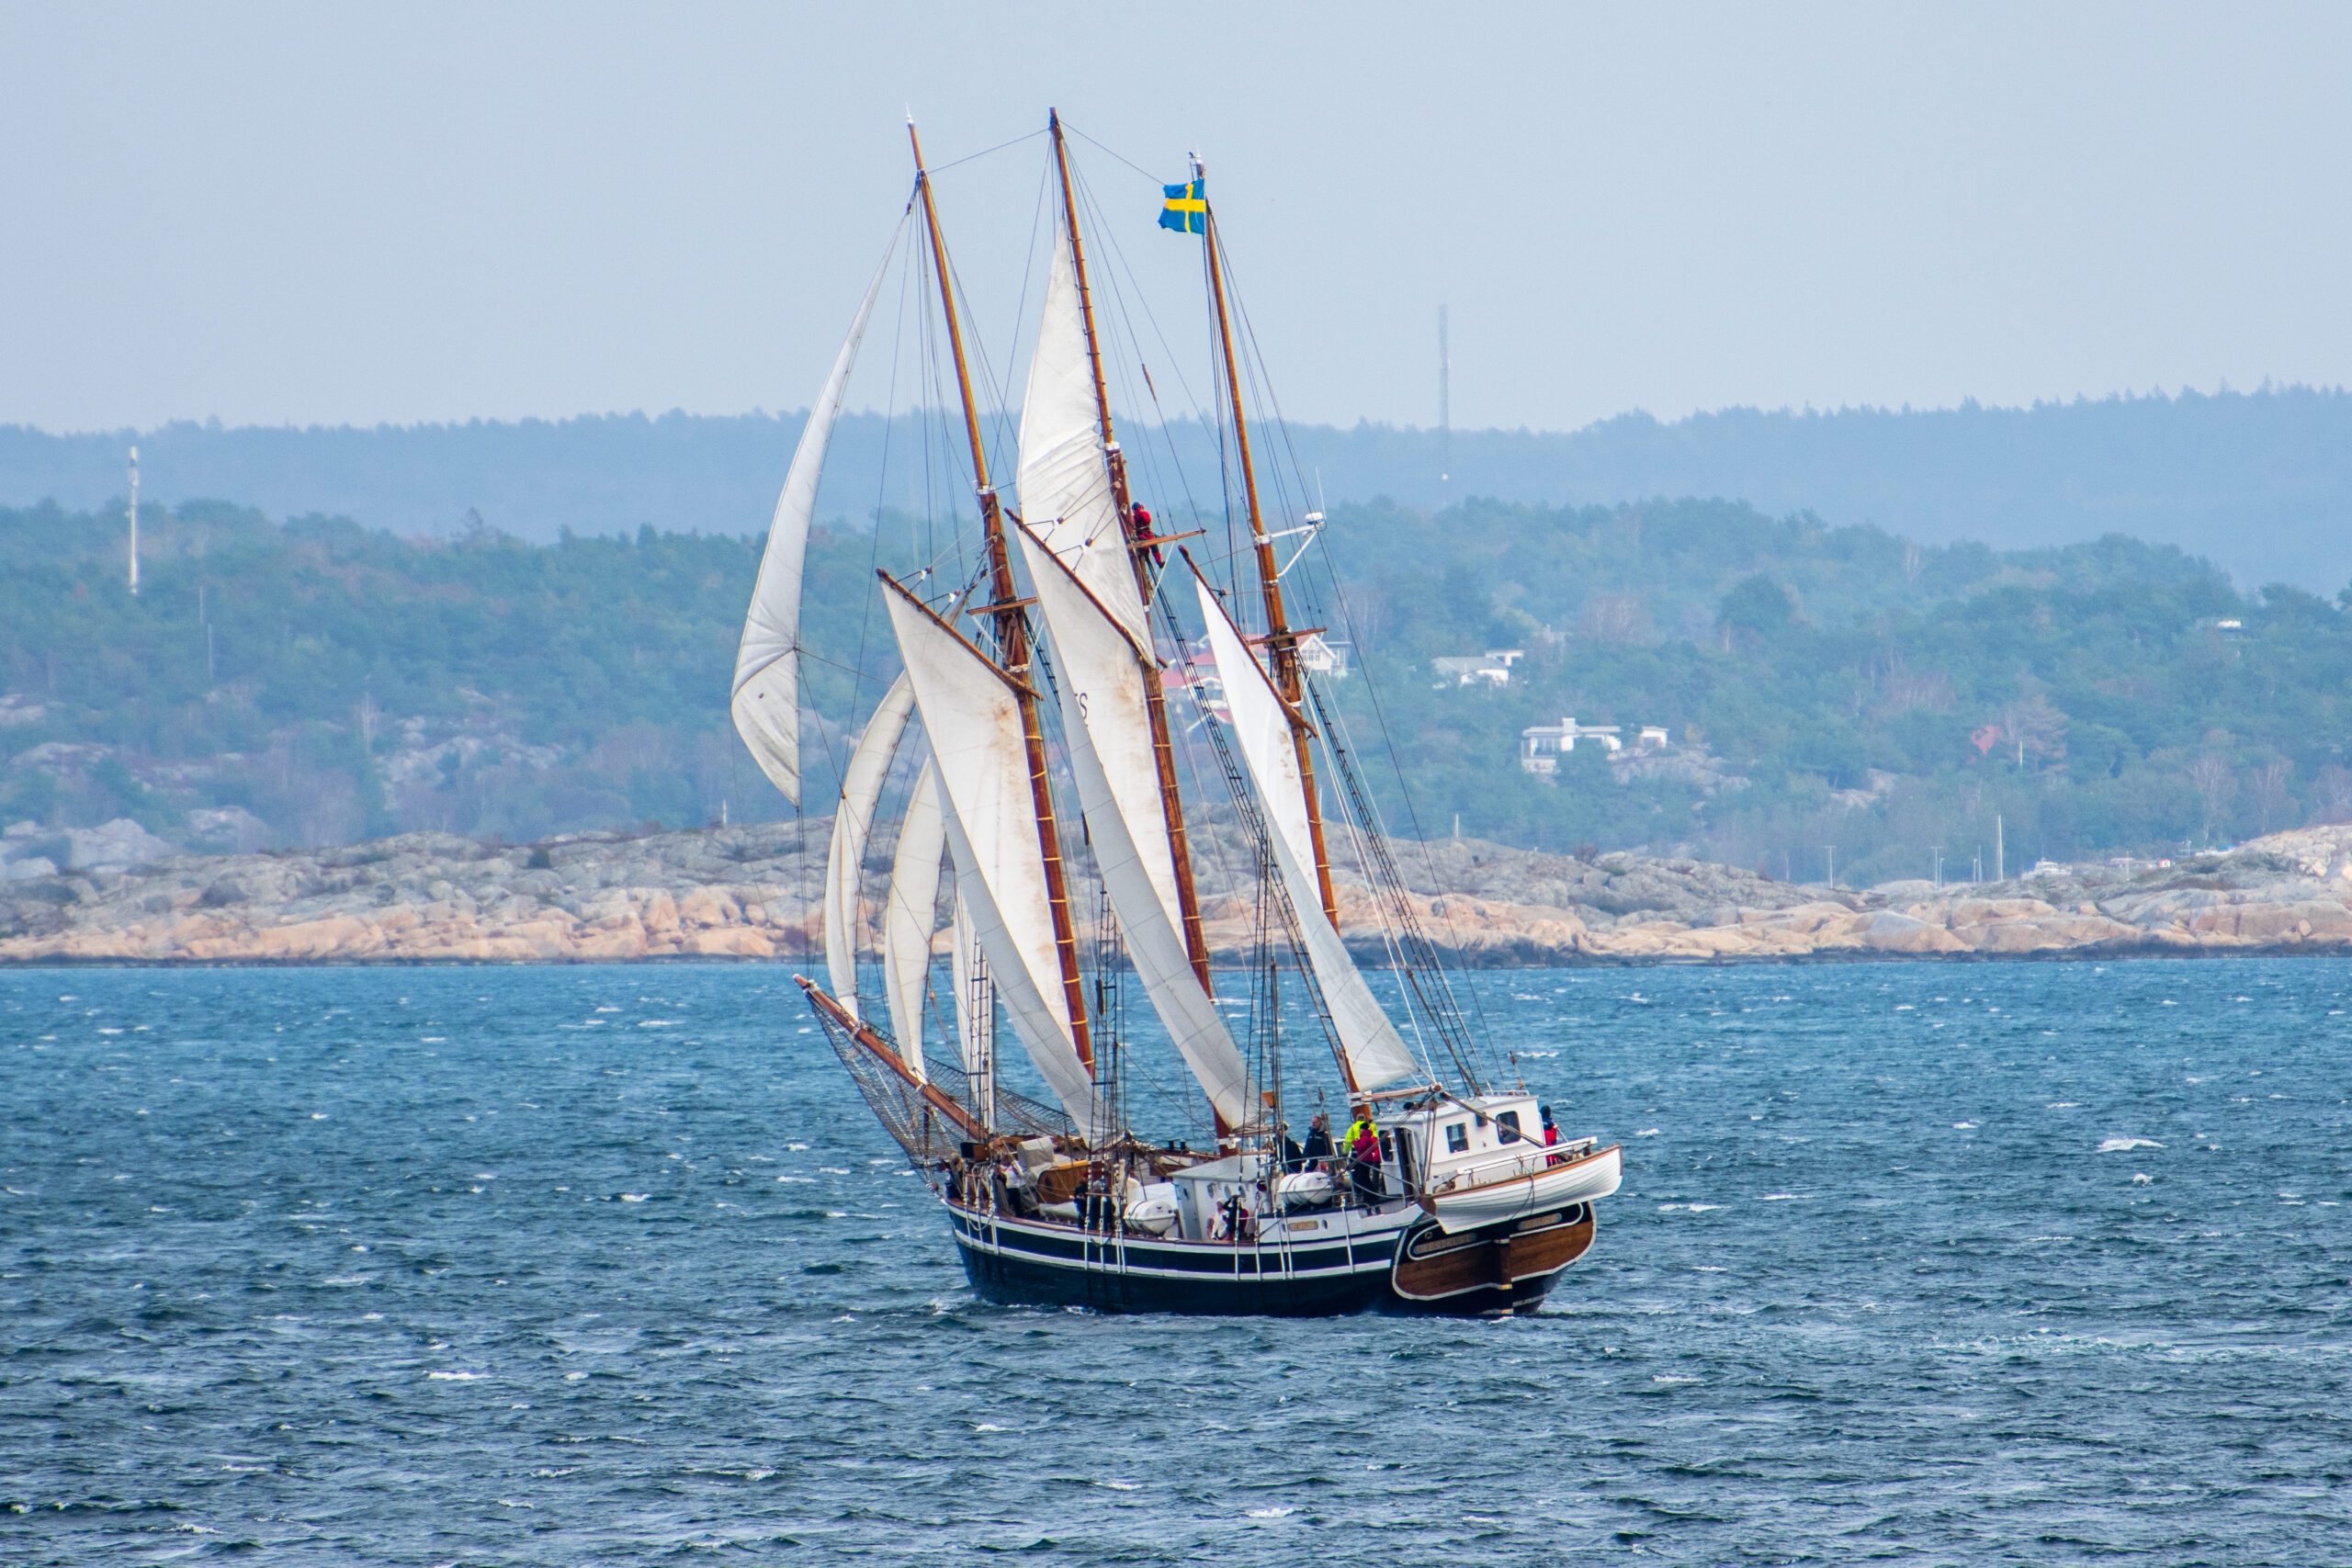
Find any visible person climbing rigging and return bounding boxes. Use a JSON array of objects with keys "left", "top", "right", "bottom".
[{"left": 1130, "top": 503, "right": 1164, "bottom": 567}]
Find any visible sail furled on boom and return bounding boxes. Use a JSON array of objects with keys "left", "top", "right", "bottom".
[
  {"left": 882, "top": 581, "right": 1100, "bottom": 1136},
  {"left": 731, "top": 225, "right": 902, "bottom": 804},
  {"left": 825, "top": 673, "right": 917, "bottom": 1019},
  {"left": 882, "top": 758, "right": 949, "bottom": 1078},
  {"left": 1193, "top": 569, "right": 1426, "bottom": 1089},
  {"left": 1015, "top": 525, "right": 1251, "bottom": 1127}
]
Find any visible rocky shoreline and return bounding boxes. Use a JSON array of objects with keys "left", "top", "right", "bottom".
[{"left": 7, "top": 814, "right": 2352, "bottom": 968}]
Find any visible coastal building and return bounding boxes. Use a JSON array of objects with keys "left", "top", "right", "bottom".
[
  {"left": 1519, "top": 716, "right": 1672, "bottom": 775},
  {"left": 1431, "top": 649, "right": 1523, "bottom": 689},
  {"left": 1299, "top": 633, "right": 1351, "bottom": 680}
]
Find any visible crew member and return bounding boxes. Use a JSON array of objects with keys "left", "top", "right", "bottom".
[
  {"left": 1301, "top": 1112, "right": 1334, "bottom": 1167},
  {"left": 1345, "top": 1112, "right": 1384, "bottom": 1205},
  {"left": 1131, "top": 503, "right": 1164, "bottom": 567},
  {"left": 1541, "top": 1104, "right": 1563, "bottom": 1167},
  {"left": 1278, "top": 1122, "right": 1306, "bottom": 1172}
]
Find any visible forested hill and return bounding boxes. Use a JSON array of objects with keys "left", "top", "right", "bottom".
[
  {"left": 8, "top": 383, "right": 2352, "bottom": 591},
  {"left": 7, "top": 491, "right": 2352, "bottom": 888}
]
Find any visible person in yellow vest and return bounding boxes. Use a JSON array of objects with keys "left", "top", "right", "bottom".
[{"left": 1344, "top": 1112, "right": 1384, "bottom": 1205}]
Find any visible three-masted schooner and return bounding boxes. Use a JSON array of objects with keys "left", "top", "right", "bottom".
[{"left": 732, "top": 115, "right": 1621, "bottom": 1315}]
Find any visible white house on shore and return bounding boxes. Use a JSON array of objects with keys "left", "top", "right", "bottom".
[
  {"left": 1520, "top": 717, "right": 1671, "bottom": 776},
  {"left": 1431, "top": 649, "right": 1523, "bottom": 688}
]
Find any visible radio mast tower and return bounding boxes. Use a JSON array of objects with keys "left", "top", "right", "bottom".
[
  {"left": 1438, "top": 306, "right": 1451, "bottom": 486},
  {"left": 127, "top": 446, "right": 140, "bottom": 596}
]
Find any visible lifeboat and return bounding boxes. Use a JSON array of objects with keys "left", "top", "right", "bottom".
[{"left": 1417, "top": 1139, "right": 1623, "bottom": 1235}]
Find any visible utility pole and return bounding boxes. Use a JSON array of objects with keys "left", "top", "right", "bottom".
[
  {"left": 127, "top": 446, "right": 140, "bottom": 596},
  {"left": 1996, "top": 816, "right": 2005, "bottom": 881},
  {"left": 1438, "top": 305, "right": 1451, "bottom": 486}
]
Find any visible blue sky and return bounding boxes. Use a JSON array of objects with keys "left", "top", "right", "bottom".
[{"left": 6, "top": 2, "right": 2349, "bottom": 433}]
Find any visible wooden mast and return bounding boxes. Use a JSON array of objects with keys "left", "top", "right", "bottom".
[
  {"left": 1047, "top": 109, "right": 1214, "bottom": 993},
  {"left": 1198, "top": 159, "right": 1357, "bottom": 1097},
  {"left": 909, "top": 120, "right": 1093, "bottom": 1073}
]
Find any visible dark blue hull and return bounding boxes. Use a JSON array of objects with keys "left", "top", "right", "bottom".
[{"left": 945, "top": 1201, "right": 1572, "bottom": 1317}]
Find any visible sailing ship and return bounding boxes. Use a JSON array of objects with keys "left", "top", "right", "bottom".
[{"left": 731, "top": 115, "right": 1621, "bottom": 1315}]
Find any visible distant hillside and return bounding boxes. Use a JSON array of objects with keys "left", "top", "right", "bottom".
[
  {"left": 7, "top": 384, "right": 2352, "bottom": 590},
  {"left": 9, "top": 491, "right": 2352, "bottom": 888}
]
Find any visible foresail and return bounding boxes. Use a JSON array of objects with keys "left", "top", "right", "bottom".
[
  {"left": 1193, "top": 571, "right": 1317, "bottom": 883},
  {"left": 883, "top": 584, "right": 1098, "bottom": 1135},
  {"left": 731, "top": 226, "right": 900, "bottom": 804},
  {"left": 1015, "top": 526, "right": 1250, "bottom": 1128},
  {"left": 1016, "top": 222, "right": 1148, "bottom": 644},
  {"left": 1193, "top": 570, "right": 1425, "bottom": 1089},
  {"left": 949, "top": 887, "right": 984, "bottom": 1086},
  {"left": 882, "top": 759, "right": 948, "bottom": 1080},
  {"left": 825, "top": 673, "right": 917, "bottom": 1019}
]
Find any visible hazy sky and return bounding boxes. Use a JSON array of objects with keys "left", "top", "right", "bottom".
[{"left": 6, "top": 3, "right": 2350, "bottom": 434}]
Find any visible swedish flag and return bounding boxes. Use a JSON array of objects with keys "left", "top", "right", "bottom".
[{"left": 1159, "top": 178, "right": 1205, "bottom": 234}]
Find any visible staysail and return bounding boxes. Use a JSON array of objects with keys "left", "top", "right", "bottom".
[
  {"left": 1193, "top": 569, "right": 1426, "bottom": 1089},
  {"left": 825, "top": 673, "right": 917, "bottom": 1018},
  {"left": 1015, "top": 525, "right": 1251, "bottom": 1128},
  {"left": 882, "top": 581, "right": 1098, "bottom": 1134},
  {"left": 881, "top": 758, "right": 949, "bottom": 1078},
  {"left": 731, "top": 226, "right": 900, "bottom": 804}
]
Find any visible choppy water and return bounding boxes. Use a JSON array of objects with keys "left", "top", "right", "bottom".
[{"left": 3, "top": 959, "right": 2348, "bottom": 1564}]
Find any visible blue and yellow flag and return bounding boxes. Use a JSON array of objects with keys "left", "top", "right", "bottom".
[{"left": 1159, "top": 178, "right": 1205, "bottom": 234}]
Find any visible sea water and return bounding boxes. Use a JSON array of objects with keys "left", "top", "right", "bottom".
[{"left": 2, "top": 959, "right": 2346, "bottom": 1563}]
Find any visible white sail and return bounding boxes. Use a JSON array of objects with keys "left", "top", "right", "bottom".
[
  {"left": 884, "top": 583, "right": 1098, "bottom": 1135},
  {"left": 1016, "top": 525, "right": 1249, "bottom": 1127},
  {"left": 824, "top": 673, "right": 917, "bottom": 1018},
  {"left": 731, "top": 229, "right": 899, "bottom": 803},
  {"left": 1193, "top": 570, "right": 1425, "bottom": 1090},
  {"left": 949, "top": 886, "right": 987, "bottom": 1089},
  {"left": 882, "top": 759, "right": 948, "bottom": 1079},
  {"left": 1016, "top": 221, "right": 1148, "bottom": 645}
]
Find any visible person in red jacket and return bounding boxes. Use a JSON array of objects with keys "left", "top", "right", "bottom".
[
  {"left": 1130, "top": 503, "right": 1164, "bottom": 567},
  {"left": 1345, "top": 1114, "right": 1384, "bottom": 1205}
]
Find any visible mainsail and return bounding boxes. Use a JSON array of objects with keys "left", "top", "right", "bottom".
[
  {"left": 1193, "top": 570, "right": 1426, "bottom": 1090},
  {"left": 881, "top": 758, "right": 949, "bottom": 1079},
  {"left": 1015, "top": 525, "right": 1251, "bottom": 1128},
  {"left": 883, "top": 581, "right": 1099, "bottom": 1134},
  {"left": 731, "top": 228, "right": 899, "bottom": 803},
  {"left": 825, "top": 673, "right": 917, "bottom": 1018}
]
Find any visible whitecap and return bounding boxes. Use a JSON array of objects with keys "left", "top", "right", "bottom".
[
  {"left": 1652, "top": 1374, "right": 1700, "bottom": 1383},
  {"left": 1953, "top": 1122, "right": 1977, "bottom": 1129},
  {"left": 973, "top": 1422, "right": 1007, "bottom": 1432},
  {"left": 2097, "top": 1137, "right": 2162, "bottom": 1152},
  {"left": 2047, "top": 1102, "right": 2078, "bottom": 1109},
  {"left": 1758, "top": 1193, "right": 1806, "bottom": 1201},
  {"left": 426, "top": 1371, "right": 486, "bottom": 1381},
  {"left": 637, "top": 1020, "right": 677, "bottom": 1028},
  {"left": 1246, "top": 1506, "right": 1296, "bottom": 1518},
  {"left": 1634, "top": 1128, "right": 1661, "bottom": 1137},
  {"left": 1102, "top": 1480, "right": 1143, "bottom": 1491},
  {"left": 618, "top": 1193, "right": 650, "bottom": 1202},
  {"left": 1684, "top": 1202, "right": 1720, "bottom": 1212}
]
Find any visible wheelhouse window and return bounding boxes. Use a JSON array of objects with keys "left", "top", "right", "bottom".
[
  {"left": 1496, "top": 1110, "right": 1522, "bottom": 1144},
  {"left": 1445, "top": 1122, "right": 1469, "bottom": 1154}
]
